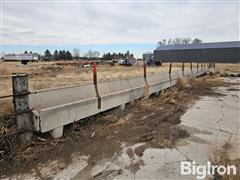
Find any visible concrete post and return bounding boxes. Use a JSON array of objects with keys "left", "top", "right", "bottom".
[
  {"left": 120, "top": 103, "right": 125, "bottom": 110},
  {"left": 12, "top": 73, "right": 32, "bottom": 143},
  {"left": 51, "top": 126, "right": 63, "bottom": 138}
]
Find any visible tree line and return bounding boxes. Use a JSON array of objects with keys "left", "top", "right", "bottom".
[
  {"left": 102, "top": 51, "right": 134, "bottom": 60},
  {"left": 42, "top": 49, "right": 73, "bottom": 61},
  {"left": 41, "top": 49, "right": 135, "bottom": 61}
]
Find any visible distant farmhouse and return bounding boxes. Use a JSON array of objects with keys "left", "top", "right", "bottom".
[
  {"left": 118, "top": 55, "right": 137, "bottom": 66},
  {"left": 4, "top": 53, "right": 39, "bottom": 64}
]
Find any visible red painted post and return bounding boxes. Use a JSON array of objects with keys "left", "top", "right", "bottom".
[
  {"left": 93, "top": 62, "right": 97, "bottom": 84},
  {"left": 92, "top": 62, "right": 101, "bottom": 109},
  {"left": 143, "top": 62, "right": 147, "bottom": 79}
]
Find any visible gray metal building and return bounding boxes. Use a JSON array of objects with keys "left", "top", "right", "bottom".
[
  {"left": 4, "top": 53, "right": 39, "bottom": 61},
  {"left": 153, "top": 41, "right": 240, "bottom": 63}
]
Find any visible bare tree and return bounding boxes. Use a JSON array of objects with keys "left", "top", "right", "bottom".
[
  {"left": 92, "top": 51, "right": 100, "bottom": 58},
  {"left": 192, "top": 38, "right": 202, "bottom": 44},
  {"left": 73, "top": 48, "right": 80, "bottom": 59},
  {"left": 84, "top": 50, "right": 100, "bottom": 59},
  {"left": 158, "top": 37, "right": 202, "bottom": 45},
  {"left": 84, "top": 50, "right": 93, "bottom": 58}
]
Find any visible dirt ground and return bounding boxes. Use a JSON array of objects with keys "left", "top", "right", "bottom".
[{"left": 1, "top": 70, "right": 239, "bottom": 178}]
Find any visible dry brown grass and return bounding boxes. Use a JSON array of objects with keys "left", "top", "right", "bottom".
[
  {"left": 0, "top": 61, "right": 181, "bottom": 95},
  {"left": 215, "top": 63, "right": 240, "bottom": 74},
  {"left": 209, "top": 142, "right": 240, "bottom": 180},
  {"left": 0, "top": 61, "right": 237, "bottom": 116},
  {"left": 0, "top": 61, "right": 177, "bottom": 115}
]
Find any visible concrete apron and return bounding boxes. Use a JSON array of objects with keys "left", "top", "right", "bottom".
[
  {"left": 108, "top": 77, "right": 238, "bottom": 180},
  {"left": 8, "top": 73, "right": 239, "bottom": 180},
  {"left": 70, "top": 77, "right": 238, "bottom": 180}
]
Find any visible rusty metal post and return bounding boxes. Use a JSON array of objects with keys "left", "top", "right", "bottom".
[
  {"left": 143, "top": 62, "right": 149, "bottom": 96},
  {"left": 169, "top": 63, "right": 172, "bottom": 83},
  {"left": 182, "top": 63, "right": 185, "bottom": 76},
  {"left": 92, "top": 62, "right": 101, "bottom": 109},
  {"left": 190, "top": 62, "right": 193, "bottom": 74},
  {"left": 12, "top": 73, "right": 32, "bottom": 143},
  {"left": 169, "top": 63, "right": 172, "bottom": 74},
  {"left": 143, "top": 61, "right": 147, "bottom": 79}
]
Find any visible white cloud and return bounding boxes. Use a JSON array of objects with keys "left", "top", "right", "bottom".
[{"left": 2, "top": 1, "right": 239, "bottom": 45}]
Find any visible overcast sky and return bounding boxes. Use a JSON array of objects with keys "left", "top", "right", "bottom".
[{"left": 1, "top": 0, "right": 239, "bottom": 57}]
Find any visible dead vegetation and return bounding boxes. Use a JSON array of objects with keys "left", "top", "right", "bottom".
[
  {"left": 0, "top": 61, "right": 181, "bottom": 116},
  {"left": 0, "top": 73, "right": 233, "bottom": 178},
  {"left": 209, "top": 142, "right": 240, "bottom": 180}
]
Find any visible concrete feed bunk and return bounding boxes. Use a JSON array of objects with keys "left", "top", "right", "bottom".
[{"left": 29, "top": 68, "right": 209, "bottom": 138}]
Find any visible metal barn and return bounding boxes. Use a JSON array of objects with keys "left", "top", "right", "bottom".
[{"left": 153, "top": 41, "right": 240, "bottom": 63}]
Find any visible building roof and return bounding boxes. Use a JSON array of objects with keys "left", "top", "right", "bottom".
[
  {"left": 155, "top": 41, "right": 240, "bottom": 51},
  {"left": 4, "top": 53, "right": 39, "bottom": 61}
]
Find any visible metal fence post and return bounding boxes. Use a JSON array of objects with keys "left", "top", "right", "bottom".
[
  {"left": 169, "top": 63, "right": 172, "bottom": 74},
  {"left": 182, "top": 63, "right": 185, "bottom": 76},
  {"left": 143, "top": 61, "right": 147, "bottom": 79},
  {"left": 143, "top": 62, "right": 149, "bottom": 96},
  {"left": 190, "top": 62, "right": 193, "bottom": 74},
  {"left": 92, "top": 62, "right": 101, "bottom": 109},
  {"left": 12, "top": 73, "right": 32, "bottom": 143}
]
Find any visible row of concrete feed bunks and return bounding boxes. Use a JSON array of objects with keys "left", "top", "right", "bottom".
[{"left": 29, "top": 68, "right": 210, "bottom": 137}]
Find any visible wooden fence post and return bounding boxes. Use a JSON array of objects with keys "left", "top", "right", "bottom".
[
  {"left": 197, "top": 62, "right": 199, "bottom": 72},
  {"left": 12, "top": 74, "right": 32, "bottom": 143}
]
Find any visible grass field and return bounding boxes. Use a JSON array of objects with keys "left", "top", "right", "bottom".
[
  {"left": 0, "top": 61, "right": 238, "bottom": 116},
  {"left": 0, "top": 61, "right": 187, "bottom": 95}
]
